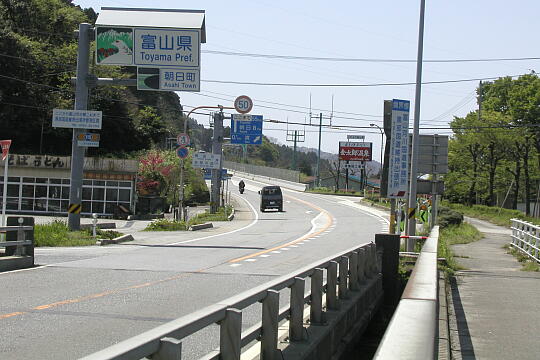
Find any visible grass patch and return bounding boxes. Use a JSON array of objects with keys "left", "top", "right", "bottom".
[
  {"left": 505, "top": 246, "right": 540, "bottom": 272},
  {"left": 34, "top": 220, "right": 121, "bottom": 247},
  {"left": 144, "top": 219, "right": 187, "bottom": 231},
  {"left": 445, "top": 203, "right": 538, "bottom": 227},
  {"left": 438, "top": 223, "right": 482, "bottom": 275},
  {"left": 144, "top": 206, "right": 233, "bottom": 231},
  {"left": 307, "top": 187, "right": 361, "bottom": 196}
]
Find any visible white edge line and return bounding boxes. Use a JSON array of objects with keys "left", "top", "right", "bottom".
[{"left": 168, "top": 192, "right": 259, "bottom": 246}]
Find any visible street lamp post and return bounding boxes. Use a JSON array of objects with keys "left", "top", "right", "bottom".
[{"left": 370, "top": 123, "right": 384, "bottom": 173}]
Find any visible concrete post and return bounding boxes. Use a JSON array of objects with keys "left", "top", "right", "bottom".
[
  {"left": 357, "top": 248, "right": 366, "bottom": 283},
  {"left": 338, "top": 256, "right": 348, "bottom": 299},
  {"left": 375, "top": 233, "right": 400, "bottom": 307},
  {"left": 261, "top": 290, "right": 279, "bottom": 360},
  {"left": 220, "top": 308, "right": 242, "bottom": 360},
  {"left": 211, "top": 111, "right": 224, "bottom": 213},
  {"left": 349, "top": 251, "right": 359, "bottom": 291},
  {"left": 327, "top": 261, "right": 338, "bottom": 310},
  {"left": 153, "top": 337, "right": 182, "bottom": 360},
  {"left": 290, "top": 277, "right": 305, "bottom": 341},
  {"left": 310, "top": 268, "right": 324, "bottom": 325},
  {"left": 68, "top": 23, "right": 91, "bottom": 231}
]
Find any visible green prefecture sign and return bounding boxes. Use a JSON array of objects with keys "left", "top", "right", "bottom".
[{"left": 96, "top": 26, "right": 200, "bottom": 68}]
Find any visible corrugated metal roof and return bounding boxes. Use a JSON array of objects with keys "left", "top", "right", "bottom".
[{"left": 96, "top": 7, "right": 206, "bottom": 43}]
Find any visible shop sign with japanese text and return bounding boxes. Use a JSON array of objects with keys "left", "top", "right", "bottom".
[{"left": 338, "top": 142, "right": 372, "bottom": 161}]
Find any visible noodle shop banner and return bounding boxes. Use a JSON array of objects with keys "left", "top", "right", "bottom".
[{"left": 338, "top": 141, "right": 373, "bottom": 161}]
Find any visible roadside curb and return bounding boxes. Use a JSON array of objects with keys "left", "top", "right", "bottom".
[
  {"left": 189, "top": 222, "right": 214, "bottom": 231},
  {"left": 227, "top": 207, "right": 235, "bottom": 221},
  {"left": 97, "top": 234, "right": 134, "bottom": 246}
]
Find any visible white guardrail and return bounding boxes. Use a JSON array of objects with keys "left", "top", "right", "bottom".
[
  {"left": 511, "top": 219, "right": 540, "bottom": 263},
  {"left": 373, "top": 226, "right": 440, "bottom": 360},
  {"left": 81, "top": 242, "right": 382, "bottom": 360}
]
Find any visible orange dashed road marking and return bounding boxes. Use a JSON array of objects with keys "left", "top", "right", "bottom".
[{"left": 0, "top": 194, "right": 333, "bottom": 320}]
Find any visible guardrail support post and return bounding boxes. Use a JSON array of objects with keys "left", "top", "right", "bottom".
[
  {"left": 375, "top": 234, "right": 400, "bottom": 307},
  {"left": 357, "top": 248, "right": 366, "bottom": 284},
  {"left": 290, "top": 277, "right": 305, "bottom": 341},
  {"left": 16, "top": 219, "right": 24, "bottom": 256},
  {"left": 261, "top": 290, "right": 279, "bottom": 360},
  {"left": 327, "top": 261, "right": 339, "bottom": 310},
  {"left": 310, "top": 268, "right": 324, "bottom": 325},
  {"left": 220, "top": 308, "right": 242, "bottom": 360},
  {"left": 350, "top": 251, "right": 359, "bottom": 291},
  {"left": 339, "top": 256, "right": 349, "bottom": 299},
  {"left": 153, "top": 337, "right": 182, "bottom": 360}
]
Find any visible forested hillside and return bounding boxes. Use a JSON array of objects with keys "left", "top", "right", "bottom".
[{"left": 0, "top": 0, "right": 326, "bottom": 175}]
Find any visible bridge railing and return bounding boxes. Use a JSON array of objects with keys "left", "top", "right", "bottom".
[
  {"left": 0, "top": 223, "right": 34, "bottom": 256},
  {"left": 510, "top": 218, "right": 540, "bottom": 263},
  {"left": 373, "top": 226, "right": 440, "bottom": 360},
  {"left": 81, "top": 242, "right": 382, "bottom": 360}
]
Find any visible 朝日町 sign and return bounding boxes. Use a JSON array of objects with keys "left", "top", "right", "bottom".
[
  {"left": 338, "top": 142, "right": 372, "bottom": 161},
  {"left": 387, "top": 99, "right": 410, "bottom": 199}
]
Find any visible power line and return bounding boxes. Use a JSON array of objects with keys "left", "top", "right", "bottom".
[
  {"left": 202, "top": 50, "right": 540, "bottom": 64},
  {"left": 201, "top": 74, "right": 523, "bottom": 87}
]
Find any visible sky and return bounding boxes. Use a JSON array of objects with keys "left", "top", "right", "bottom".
[{"left": 74, "top": 0, "right": 540, "bottom": 161}]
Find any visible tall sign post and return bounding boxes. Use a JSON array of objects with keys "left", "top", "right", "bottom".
[
  {"left": 1, "top": 140, "right": 12, "bottom": 227},
  {"left": 211, "top": 109, "right": 224, "bottom": 213},
  {"left": 407, "top": 0, "right": 427, "bottom": 248},
  {"left": 68, "top": 23, "right": 91, "bottom": 231}
]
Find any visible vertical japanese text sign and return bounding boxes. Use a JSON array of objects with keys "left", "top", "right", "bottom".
[{"left": 387, "top": 99, "right": 410, "bottom": 198}]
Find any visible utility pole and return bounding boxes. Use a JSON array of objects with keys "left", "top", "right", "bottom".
[
  {"left": 286, "top": 129, "right": 305, "bottom": 171},
  {"left": 316, "top": 113, "right": 322, "bottom": 187},
  {"left": 478, "top": 80, "right": 483, "bottom": 121},
  {"left": 211, "top": 109, "right": 224, "bottom": 213},
  {"left": 68, "top": 23, "right": 91, "bottom": 231},
  {"left": 406, "top": 0, "right": 426, "bottom": 250}
]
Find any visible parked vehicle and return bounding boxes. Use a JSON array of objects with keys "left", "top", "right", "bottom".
[{"left": 258, "top": 186, "right": 283, "bottom": 212}]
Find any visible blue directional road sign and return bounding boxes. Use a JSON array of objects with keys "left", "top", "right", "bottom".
[
  {"left": 231, "top": 114, "right": 263, "bottom": 145},
  {"left": 204, "top": 169, "right": 228, "bottom": 180}
]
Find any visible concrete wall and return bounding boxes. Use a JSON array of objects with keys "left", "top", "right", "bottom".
[{"left": 223, "top": 161, "right": 300, "bottom": 183}]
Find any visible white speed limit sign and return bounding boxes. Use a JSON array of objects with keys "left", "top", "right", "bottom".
[{"left": 234, "top": 95, "right": 253, "bottom": 114}]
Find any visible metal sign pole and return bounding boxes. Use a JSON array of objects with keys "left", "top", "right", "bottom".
[
  {"left": 1, "top": 157, "right": 8, "bottom": 227},
  {"left": 211, "top": 110, "right": 224, "bottom": 213},
  {"left": 68, "top": 23, "right": 91, "bottom": 231},
  {"left": 406, "top": 0, "right": 426, "bottom": 250}
]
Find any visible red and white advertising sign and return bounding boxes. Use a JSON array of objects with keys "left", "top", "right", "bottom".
[
  {"left": 338, "top": 141, "right": 372, "bottom": 161},
  {"left": 1, "top": 140, "right": 11, "bottom": 161}
]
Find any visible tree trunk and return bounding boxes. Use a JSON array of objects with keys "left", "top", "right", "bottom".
[
  {"left": 467, "top": 144, "right": 480, "bottom": 206},
  {"left": 523, "top": 137, "right": 531, "bottom": 215},
  {"left": 487, "top": 143, "right": 498, "bottom": 206},
  {"left": 511, "top": 158, "right": 521, "bottom": 209}
]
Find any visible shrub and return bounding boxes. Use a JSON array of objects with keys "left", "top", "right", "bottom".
[
  {"left": 144, "top": 219, "right": 187, "bottom": 231},
  {"left": 438, "top": 206, "right": 464, "bottom": 228}
]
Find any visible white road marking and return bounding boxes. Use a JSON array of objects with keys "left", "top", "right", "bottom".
[
  {"left": 168, "top": 193, "right": 259, "bottom": 246},
  {"left": 290, "top": 245, "right": 298, "bottom": 248},
  {"left": 259, "top": 254, "right": 270, "bottom": 258},
  {"left": 245, "top": 259, "right": 257, "bottom": 262},
  {"left": 230, "top": 263, "right": 242, "bottom": 267},
  {"left": 281, "top": 248, "right": 290, "bottom": 251},
  {"left": 271, "top": 251, "right": 281, "bottom": 254}
]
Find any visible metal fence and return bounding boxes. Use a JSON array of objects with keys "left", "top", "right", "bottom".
[
  {"left": 373, "top": 226, "right": 440, "bottom": 360},
  {"left": 510, "top": 218, "right": 540, "bottom": 263},
  {"left": 81, "top": 242, "right": 381, "bottom": 360},
  {"left": 223, "top": 161, "right": 300, "bottom": 183}
]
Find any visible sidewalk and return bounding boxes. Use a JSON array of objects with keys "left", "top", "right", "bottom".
[{"left": 449, "top": 217, "right": 540, "bottom": 360}]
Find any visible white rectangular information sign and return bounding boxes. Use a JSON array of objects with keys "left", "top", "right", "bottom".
[
  {"left": 387, "top": 99, "right": 410, "bottom": 198},
  {"left": 52, "top": 109, "right": 102, "bottom": 129},
  {"left": 192, "top": 152, "right": 221, "bottom": 169}
]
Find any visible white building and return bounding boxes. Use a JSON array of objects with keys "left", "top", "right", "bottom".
[{"left": 0, "top": 154, "right": 138, "bottom": 216}]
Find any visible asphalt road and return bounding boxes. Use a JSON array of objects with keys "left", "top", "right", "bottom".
[{"left": 0, "top": 176, "right": 388, "bottom": 359}]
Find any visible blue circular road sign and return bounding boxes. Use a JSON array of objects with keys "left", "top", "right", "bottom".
[{"left": 176, "top": 146, "right": 189, "bottom": 159}]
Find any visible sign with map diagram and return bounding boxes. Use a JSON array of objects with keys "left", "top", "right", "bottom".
[{"left": 96, "top": 27, "right": 134, "bottom": 65}]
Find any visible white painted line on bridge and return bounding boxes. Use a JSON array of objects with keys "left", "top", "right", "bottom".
[
  {"left": 259, "top": 254, "right": 270, "bottom": 258},
  {"left": 271, "top": 251, "right": 281, "bottom": 254},
  {"left": 245, "top": 259, "right": 257, "bottom": 262},
  {"left": 230, "top": 263, "right": 242, "bottom": 267}
]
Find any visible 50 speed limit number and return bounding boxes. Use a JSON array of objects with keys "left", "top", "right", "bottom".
[{"left": 234, "top": 95, "right": 253, "bottom": 114}]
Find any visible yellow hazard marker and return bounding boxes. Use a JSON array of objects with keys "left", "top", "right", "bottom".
[
  {"left": 67, "top": 203, "right": 81, "bottom": 214},
  {"left": 408, "top": 207, "right": 416, "bottom": 219}
]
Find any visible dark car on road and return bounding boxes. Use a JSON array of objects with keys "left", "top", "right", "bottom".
[{"left": 259, "top": 186, "right": 283, "bottom": 212}]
